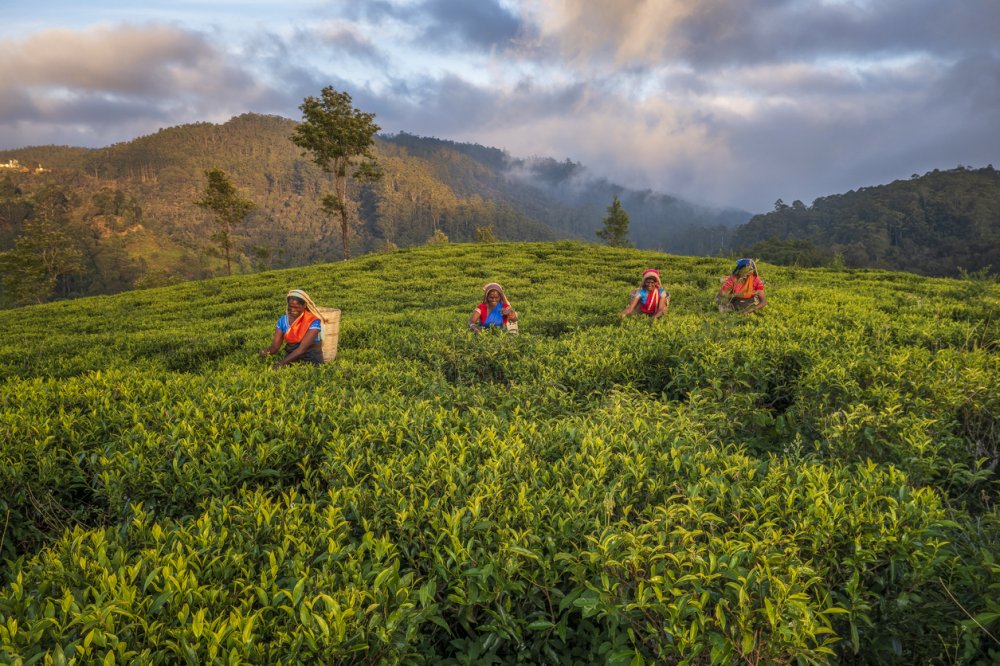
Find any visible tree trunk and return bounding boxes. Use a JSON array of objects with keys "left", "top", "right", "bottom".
[
  {"left": 224, "top": 225, "right": 232, "bottom": 276},
  {"left": 338, "top": 174, "right": 350, "bottom": 259}
]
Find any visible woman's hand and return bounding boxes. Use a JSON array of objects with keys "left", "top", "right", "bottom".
[
  {"left": 621, "top": 292, "right": 641, "bottom": 318},
  {"left": 261, "top": 328, "right": 282, "bottom": 358}
]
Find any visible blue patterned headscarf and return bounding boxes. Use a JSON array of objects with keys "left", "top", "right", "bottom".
[{"left": 732, "top": 259, "right": 757, "bottom": 276}]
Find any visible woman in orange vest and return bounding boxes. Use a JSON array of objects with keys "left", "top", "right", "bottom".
[
  {"left": 717, "top": 259, "right": 767, "bottom": 314},
  {"left": 621, "top": 268, "right": 670, "bottom": 319},
  {"left": 469, "top": 282, "right": 518, "bottom": 332},
  {"left": 259, "top": 289, "right": 324, "bottom": 367}
]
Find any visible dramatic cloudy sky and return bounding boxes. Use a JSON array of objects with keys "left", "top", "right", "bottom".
[{"left": 2, "top": 0, "right": 998, "bottom": 212}]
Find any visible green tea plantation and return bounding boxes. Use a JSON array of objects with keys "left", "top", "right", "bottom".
[{"left": 1, "top": 242, "right": 998, "bottom": 664}]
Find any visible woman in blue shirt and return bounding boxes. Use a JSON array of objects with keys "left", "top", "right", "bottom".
[
  {"left": 469, "top": 282, "right": 518, "bottom": 332},
  {"left": 259, "top": 289, "right": 324, "bottom": 367},
  {"left": 621, "top": 269, "right": 669, "bottom": 319}
]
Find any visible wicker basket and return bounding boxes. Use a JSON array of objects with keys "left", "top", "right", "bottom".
[{"left": 316, "top": 307, "right": 341, "bottom": 362}]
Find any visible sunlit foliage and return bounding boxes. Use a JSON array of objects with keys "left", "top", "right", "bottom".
[{"left": 1, "top": 242, "right": 998, "bottom": 664}]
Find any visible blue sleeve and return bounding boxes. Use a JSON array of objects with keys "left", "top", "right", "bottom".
[
  {"left": 309, "top": 319, "right": 321, "bottom": 331},
  {"left": 276, "top": 314, "right": 289, "bottom": 333}
]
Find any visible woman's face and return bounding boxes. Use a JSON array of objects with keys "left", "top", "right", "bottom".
[
  {"left": 287, "top": 298, "right": 305, "bottom": 319},
  {"left": 486, "top": 290, "right": 501, "bottom": 306},
  {"left": 643, "top": 277, "right": 657, "bottom": 290}
]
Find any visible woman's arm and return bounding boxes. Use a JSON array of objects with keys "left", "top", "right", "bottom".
[
  {"left": 653, "top": 293, "right": 670, "bottom": 319},
  {"left": 741, "top": 290, "right": 766, "bottom": 315},
  {"left": 259, "top": 328, "right": 283, "bottom": 357},
  {"left": 469, "top": 308, "right": 482, "bottom": 332},
  {"left": 620, "top": 292, "right": 641, "bottom": 318},
  {"left": 274, "top": 328, "right": 319, "bottom": 368},
  {"left": 501, "top": 305, "right": 518, "bottom": 322},
  {"left": 716, "top": 281, "right": 734, "bottom": 309}
]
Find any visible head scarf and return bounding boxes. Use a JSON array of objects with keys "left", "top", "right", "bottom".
[
  {"left": 641, "top": 269, "right": 662, "bottom": 289},
  {"left": 732, "top": 259, "right": 757, "bottom": 276},
  {"left": 284, "top": 289, "right": 324, "bottom": 343},
  {"left": 481, "top": 282, "right": 510, "bottom": 307},
  {"left": 638, "top": 269, "right": 662, "bottom": 314},
  {"left": 478, "top": 282, "right": 511, "bottom": 326}
]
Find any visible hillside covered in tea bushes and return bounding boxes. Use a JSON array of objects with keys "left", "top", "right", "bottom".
[{"left": 1, "top": 242, "right": 998, "bottom": 664}]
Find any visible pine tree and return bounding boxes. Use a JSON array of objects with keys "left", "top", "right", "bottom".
[{"left": 597, "top": 195, "right": 631, "bottom": 247}]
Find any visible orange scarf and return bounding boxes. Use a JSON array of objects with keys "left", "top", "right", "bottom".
[
  {"left": 732, "top": 274, "right": 757, "bottom": 299},
  {"left": 284, "top": 311, "right": 318, "bottom": 344}
]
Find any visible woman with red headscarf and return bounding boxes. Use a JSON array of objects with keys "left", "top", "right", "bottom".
[
  {"left": 259, "top": 289, "right": 325, "bottom": 367},
  {"left": 621, "top": 269, "right": 670, "bottom": 319},
  {"left": 469, "top": 282, "right": 519, "bottom": 333}
]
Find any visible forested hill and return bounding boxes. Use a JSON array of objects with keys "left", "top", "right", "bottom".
[
  {"left": 733, "top": 166, "right": 1000, "bottom": 277},
  {"left": 0, "top": 114, "right": 746, "bottom": 307}
]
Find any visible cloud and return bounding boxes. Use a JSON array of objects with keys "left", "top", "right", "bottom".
[
  {"left": 0, "top": 25, "right": 233, "bottom": 95},
  {"left": 338, "top": 0, "right": 523, "bottom": 52},
  {"left": 679, "top": 53, "right": 1000, "bottom": 209},
  {"left": 495, "top": 0, "right": 1000, "bottom": 209},
  {"left": 316, "top": 26, "right": 386, "bottom": 64},
  {"left": 350, "top": 37, "right": 998, "bottom": 212},
  {"left": 1, "top": 2, "right": 996, "bottom": 212},
  {"left": 0, "top": 23, "right": 281, "bottom": 147},
  {"left": 418, "top": 0, "right": 523, "bottom": 50},
  {"left": 361, "top": 72, "right": 590, "bottom": 141},
  {"left": 520, "top": 0, "right": 1000, "bottom": 70}
]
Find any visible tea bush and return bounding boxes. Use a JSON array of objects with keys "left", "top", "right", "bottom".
[{"left": 1, "top": 242, "right": 998, "bottom": 664}]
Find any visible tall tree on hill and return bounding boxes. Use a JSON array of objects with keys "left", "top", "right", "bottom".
[
  {"left": 597, "top": 195, "right": 631, "bottom": 247},
  {"left": 292, "top": 87, "right": 382, "bottom": 259},
  {"left": 195, "top": 168, "right": 255, "bottom": 276}
]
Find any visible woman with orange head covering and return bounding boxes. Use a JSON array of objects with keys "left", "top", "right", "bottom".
[
  {"left": 717, "top": 259, "right": 766, "bottom": 314},
  {"left": 259, "top": 289, "right": 325, "bottom": 367},
  {"left": 469, "top": 282, "right": 519, "bottom": 333},
  {"left": 621, "top": 268, "right": 670, "bottom": 319}
]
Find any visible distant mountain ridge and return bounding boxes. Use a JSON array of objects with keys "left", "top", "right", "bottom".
[
  {"left": 734, "top": 166, "right": 1000, "bottom": 277},
  {"left": 0, "top": 113, "right": 748, "bottom": 304},
  {"left": 385, "top": 131, "right": 750, "bottom": 254},
  {"left": 2, "top": 114, "right": 995, "bottom": 307}
]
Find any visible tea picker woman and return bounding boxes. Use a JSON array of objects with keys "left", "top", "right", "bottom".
[
  {"left": 259, "top": 289, "right": 324, "bottom": 367},
  {"left": 717, "top": 258, "right": 767, "bottom": 314},
  {"left": 620, "top": 268, "right": 670, "bottom": 319},
  {"left": 469, "top": 282, "right": 519, "bottom": 333}
]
